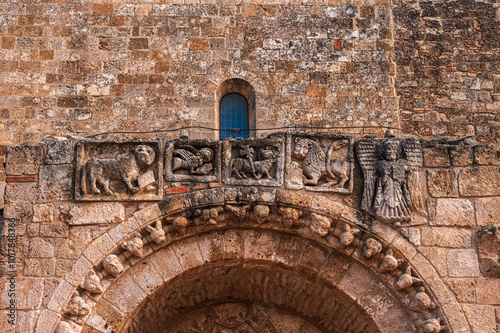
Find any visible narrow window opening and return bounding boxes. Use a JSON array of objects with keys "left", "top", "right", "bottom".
[{"left": 219, "top": 93, "right": 249, "bottom": 140}]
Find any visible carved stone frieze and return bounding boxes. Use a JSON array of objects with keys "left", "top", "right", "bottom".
[
  {"left": 222, "top": 138, "right": 284, "bottom": 187},
  {"left": 65, "top": 291, "right": 90, "bottom": 316},
  {"left": 103, "top": 254, "right": 124, "bottom": 277},
  {"left": 75, "top": 140, "right": 162, "bottom": 201},
  {"left": 165, "top": 139, "right": 221, "bottom": 183},
  {"left": 80, "top": 270, "right": 103, "bottom": 294},
  {"left": 356, "top": 136, "right": 425, "bottom": 224},
  {"left": 285, "top": 132, "right": 353, "bottom": 193}
]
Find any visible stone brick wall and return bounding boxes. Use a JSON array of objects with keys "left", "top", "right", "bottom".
[{"left": 393, "top": 0, "right": 500, "bottom": 147}]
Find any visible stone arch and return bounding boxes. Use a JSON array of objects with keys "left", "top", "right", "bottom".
[
  {"left": 40, "top": 188, "right": 470, "bottom": 333},
  {"left": 215, "top": 78, "right": 256, "bottom": 138}
]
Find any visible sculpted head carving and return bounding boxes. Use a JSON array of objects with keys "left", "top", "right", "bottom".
[
  {"left": 103, "top": 254, "right": 124, "bottom": 277},
  {"left": 134, "top": 145, "right": 156, "bottom": 167},
  {"left": 380, "top": 139, "right": 401, "bottom": 162}
]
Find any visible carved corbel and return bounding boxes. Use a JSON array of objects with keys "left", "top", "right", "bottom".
[
  {"left": 171, "top": 216, "right": 188, "bottom": 234},
  {"left": 80, "top": 270, "right": 103, "bottom": 294},
  {"left": 421, "top": 317, "right": 446, "bottom": 333},
  {"left": 309, "top": 213, "right": 332, "bottom": 237},
  {"left": 146, "top": 220, "right": 166, "bottom": 244},
  {"left": 278, "top": 207, "right": 303, "bottom": 227},
  {"left": 339, "top": 223, "right": 359, "bottom": 248},
  {"left": 65, "top": 291, "right": 90, "bottom": 316},
  {"left": 409, "top": 287, "right": 435, "bottom": 311},
  {"left": 225, "top": 204, "right": 251, "bottom": 221},
  {"left": 253, "top": 204, "right": 270, "bottom": 224},
  {"left": 102, "top": 254, "right": 124, "bottom": 277},
  {"left": 380, "top": 249, "right": 403, "bottom": 273},
  {"left": 395, "top": 266, "right": 422, "bottom": 290},
  {"left": 121, "top": 233, "right": 144, "bottom": 258},
  {"left": 362, "top": 238, "right": 382, "bottom": 259}
]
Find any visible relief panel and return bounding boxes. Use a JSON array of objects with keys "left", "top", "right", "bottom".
[
  {"left": 164, "top": 139, "right": 221, "bottom": 183},
  {"left": 285, "top": 132, "right": 354, "bottom": 193},
  {"left": 222, "top": 137, "right": 284, "bottom": 187},
  {"left": 75, "top": 140, "right": 162, "bottom": 201}
]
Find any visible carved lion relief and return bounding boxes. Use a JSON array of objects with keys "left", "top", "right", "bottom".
[
  {"left": 285, "top": 132, "right": 353, "bottom": 193},
  {"left": 75, "top": 140, "right": 162, "bottom": 201}
]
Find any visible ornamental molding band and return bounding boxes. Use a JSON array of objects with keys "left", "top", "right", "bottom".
[{"left": 75, "top": 140, "right": 163, "bottom": 201}]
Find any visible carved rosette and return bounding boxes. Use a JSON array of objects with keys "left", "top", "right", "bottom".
[
  {"left": 222, "top": 137, "right": 284, "bottom": 187},
  {"left": 164, "top": 139, "right": 221, "bottom": 183},
  {"left": 75, "top": 140, "right": 162, "bottom": 201},
  {"left": 284, "top": 132, "right": 354, "bottom": 193}
]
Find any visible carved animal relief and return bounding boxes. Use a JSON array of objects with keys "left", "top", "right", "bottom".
[
  {"left": 285, "top": 132, "right": 353, "bottom": 193},
  {"left": 165, "top": 139, "right": 221, "bottom": 183},
  {"left": 75, "top": 140, "right": 162, "bottom": 201},
  {"left": 222, "top": 138, "right": 284, "bottom": 186},
  {"left": 356, "top": 137, "right": 424, "bottom": 224}
]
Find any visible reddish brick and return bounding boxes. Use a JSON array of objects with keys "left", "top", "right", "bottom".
[
  {"left": 155, "top": 62, "right": 170, "bottom": 73},
  {"left": 165, "top": 187, "right": 189, "bottom": 195},
  {"left": 39, "top": 50, "right": 54, "bottom": 60},
  {"left": 94, "top": 4, "right": 113, "bottom": 16},
  {"left": 306, "top": 85, "right": 328, "bottom": 97},
  {"left": 6, "top": 175, "right": 37, "bottom": 182},
  {"left": 209, "top": 183, "right": 222, "bottom": 188}
]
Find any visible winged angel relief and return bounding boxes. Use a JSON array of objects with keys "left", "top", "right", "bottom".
[{"left": 356, "top": 137, "right": 425, "bottom": 224}]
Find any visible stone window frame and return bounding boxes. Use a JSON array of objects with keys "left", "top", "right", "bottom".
[{"left": 216, "top": 78, "right": 256, "bottom": 139}]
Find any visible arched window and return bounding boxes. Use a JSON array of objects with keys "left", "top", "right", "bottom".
[
  {"left": 219, "top": 93, "right": 248, "bottom": 140},
  {"left": 216, "top": 78, "right": 255, "bottom": 140}
]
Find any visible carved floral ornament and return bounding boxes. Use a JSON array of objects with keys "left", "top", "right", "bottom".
[{"left": 51, "top": 188, "right": 453, "bottom": 333}]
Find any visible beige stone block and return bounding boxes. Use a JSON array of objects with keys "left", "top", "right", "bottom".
[
  {"left": 432, "top": 198, "right": 474, "bottom": 226},
  {"left": 419, "top": 247, "right": 448, "bottom": 277},
  {"left": 103, "top": 274, "right": 146, "bottom": 314},
  {"left": 28, "top": 238, "right": 55, "bottom": 259},
  {"left": 149, "top": 246, "right": 183, "bottom": 283},
  {"left": 274, "top": 235, "right": 306, "bottom": 267},
  {"left": 410, "top": 253, "right": 440, "bottom": 281},
  {"left": 46, "top": 279, "right": 73, "bottom": 312},
  {"left": 64, "top": 256, "right": 92, "bottom": 287},
  {"left": 370, "top": 220, "right": 397, "bottom": 244},
  {"left": 311, "top": 195, "right": 344, "bottom": 218},
  {"left": 128, "top": 257, "right": 164, "bottom": 295},
  {"left": 358, "top": 282, "right": 417, "bottom": 333},
  {"left": 444, "top": 278, "right": 476, "bottom": 303},
  {"left": 0, "top": 311, "right": 15, "bottom": 333},
  {"left": 14, "top": 278, "right": 43, "bottom": 310},
  {"left": 447, "top": 249, "right": 480, "bottom": 277},
  {"left": 133, "top": 203, "right": 161, "bottom": 226},
  {"left": 318, "top": 251, "right": 352, "bottom": 286},
  {"left": 221, "top": 229, "right": 243, "bottom": 259},
  {"left": 60, "top": 202, "right": 125, "bottom": 225},
  {"left": 23, "top": 258, "right": 55, "bottom": 277},
  {"left": 476, "top": 197, "right": 500, "bottom": 226},
  {"left": 16, "top": 310, "right": 38, "bottom": 333},
  {"left": 34, "top": 309, "right": 60, "bottom": 333},
  {"left": 276, "top": 189, "right": 312, "bottom": 207},
  {"left": 337, "top": 262, "right": 376, "bottom": 301},
  {"left": 462, "top": 304, "right": 496, "bottom": 333},
  {"left": 298, "top": 240, "right": 330, "bottom": 274},
  {"left": 171, "top": 237, "right": 204, "bottom": 271},
  {"left": 82, "top": 233, "right": 114, "bottom": 263},
  {"left": 390, "top": 234, "right": 417, "bottom": 260},
  {"left": 476, "top": 278, "right": 500, "bottom": 305},
  {"left": 442, "top": 301, "right": 471, "bottom": 333},
  {"left": 107, "top": 217, "right": 140, "bottom": 244},
  {"left": 243, "top": 229, "right": 281, "bottom": 261},
  {"left": 420, "top": 227, "right": 472, "bottom": 248},
  {"left": 426, "top": 169, "right": 459, "bottom": 197},
  {"left": 32, "top": 204, "right": 54, "bottom": 222},
  {"left": 86, "top": 298, "right": 125, "bottom": 333},
  {"left": 459, "top": 166, "right": 500, "bottom": 197},
  {"left": 197, "top": 232, "right": 223, "bottom": 263}
]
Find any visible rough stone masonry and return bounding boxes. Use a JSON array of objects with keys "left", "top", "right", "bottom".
[{"left": 0, "top": 1, "right": 499, "bottom": 333}]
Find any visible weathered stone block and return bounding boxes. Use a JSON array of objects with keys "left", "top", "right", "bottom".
[
  {"left": 59, "top": 203, "right": 125, "bottom": 225},
  {"left": 476, "top": 278, "right": 500, "bottom": 305},
  {"left": 423, "top": 147, "right": 450, "bottom": 168},
  {"left": 426, "top": 169, "right": 458, "bottom": 197},
  {"left": 474, "top": 145, "right": 497, "bottom": 165},
  {"left": 462, "top": 304, "right": 496, "bottom": 333},
  {"left": 449, "top": 145, "right": 473, "bottom": 167},
  {"left": 420, "top": 227, "right": 472, "bottom": 248},
  {"left": 44, "top": 138, "right": 75, "bottom": 165},
  {"left": 476, "top": 197, "right": 500, "bottom": 226},
  {"left": 5, "top": 145, "right": 44, "bottom": 176},
  {"left": 430, "top": 198, "right": 474, "bottom": 226},
  {"left": 37, "top": 165, "right": 73, "bottom": 202},
  {"left": 33, "top": 203, "right": 54, "bottom": 222},
  {"left": 476, "top": 226, "right": 500, "bottom": 278},
  {"left": 458, "top": 166, "right": 500, "bottom": 196},
  {"left": 447, "top": 249, "right": 480, "bottom": 277}
]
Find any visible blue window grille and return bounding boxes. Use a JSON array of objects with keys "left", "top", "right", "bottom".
[{"left": 220, "top": 93, "right": 249, "bottom": 140}]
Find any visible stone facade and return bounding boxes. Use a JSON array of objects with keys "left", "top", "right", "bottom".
[{"left": 0, "top": 1, "right": 499, "bottom": 333}]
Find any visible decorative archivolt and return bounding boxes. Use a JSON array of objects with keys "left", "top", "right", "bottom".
[{"left": 43, "top": 187, "right": 468, "bottom": 333}]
